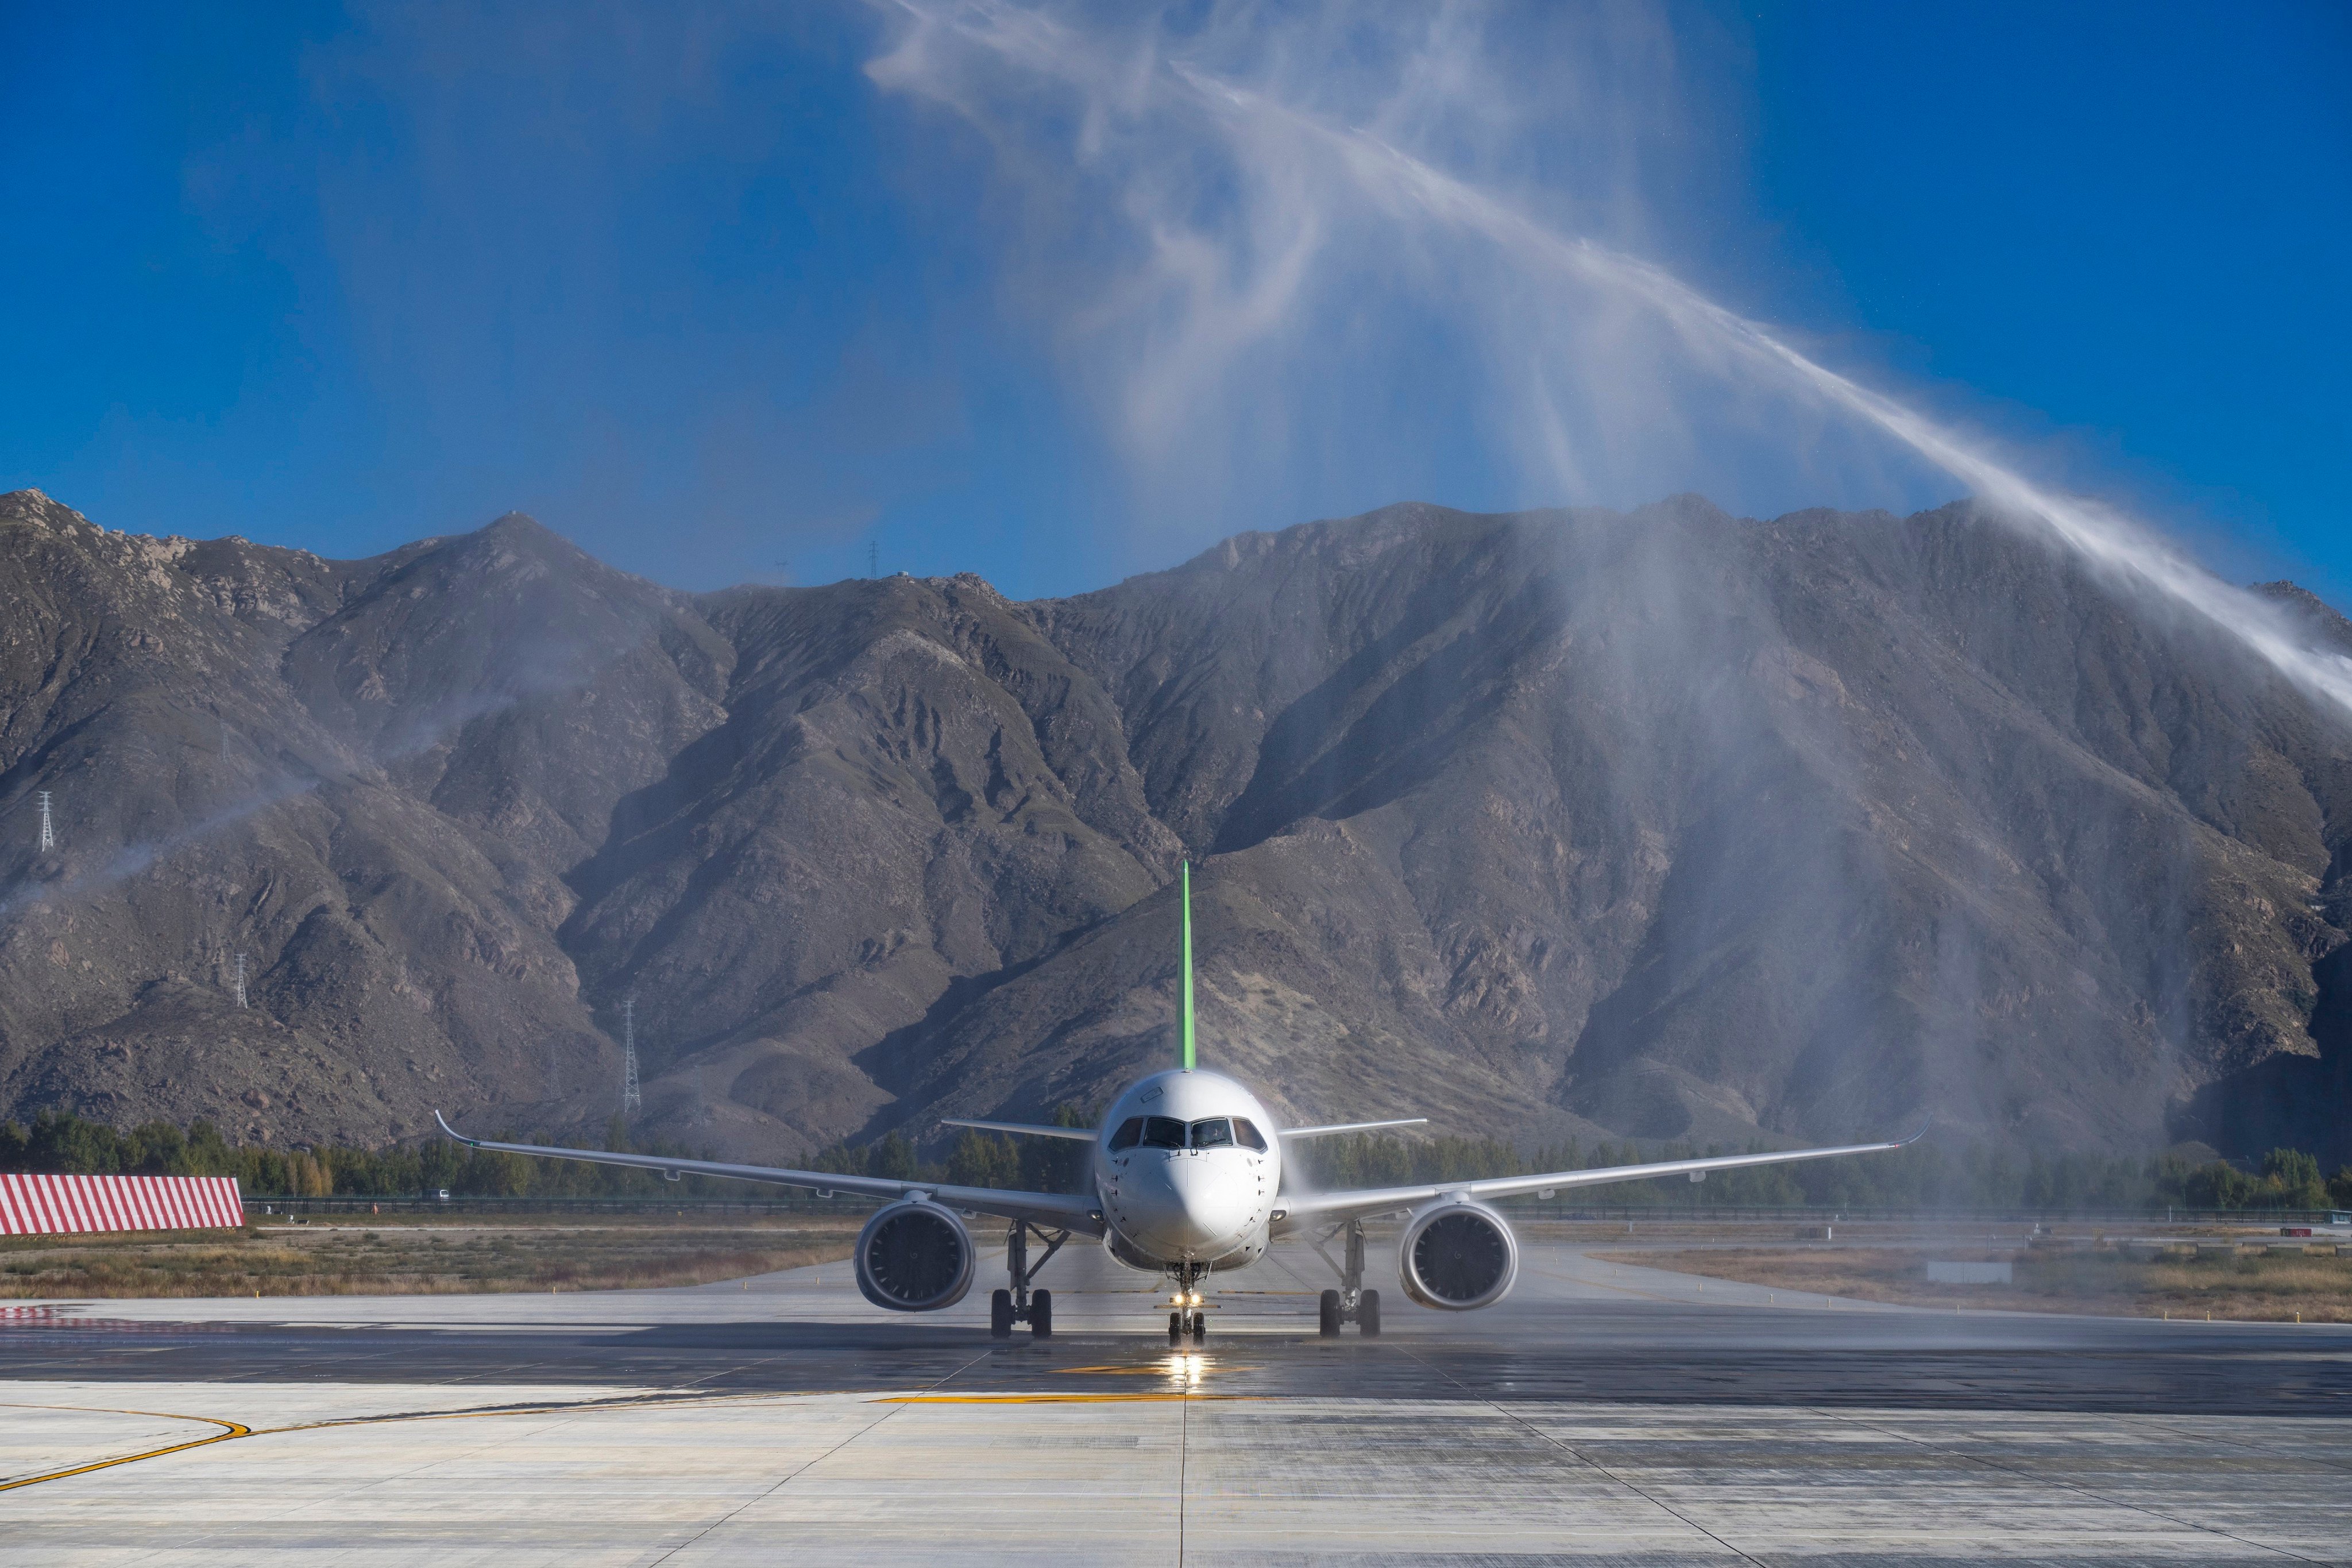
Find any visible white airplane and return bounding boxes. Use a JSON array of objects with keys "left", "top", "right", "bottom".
[{"left": 438, "top": 864, "right": 1920, "bottom": 1343}]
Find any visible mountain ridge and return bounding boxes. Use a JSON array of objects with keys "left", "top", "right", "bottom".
[{"left": 3, "top": 486, "right": 2347, "bottom": 1163}]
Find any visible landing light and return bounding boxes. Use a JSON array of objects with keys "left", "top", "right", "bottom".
[{"left": 1188, "top": 1292, "right": 1202, "bottom": 1307}]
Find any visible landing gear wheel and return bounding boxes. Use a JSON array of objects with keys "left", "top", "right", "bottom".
[
  {"left": 990, "top": 1289, "right": 1014, "bottom": 1339},
  {"left": 1319, "top": 1289, "right": 1342, "bottom": 1337},
  {"left": 1359, "top": 1289, "right": 1381, "bottom": 1337},
  {"left": 1191, "top": 1315, "right": 1207, "bottom": 1345},
  {"left": 1030, "top": 1289, "right": 1053, "bottom": 1338},
  {"left": 1169, "top": 1311, "right": 1184, "bottom": 1345}
]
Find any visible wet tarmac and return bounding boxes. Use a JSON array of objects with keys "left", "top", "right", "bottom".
[{"left": 3, "top": 1236, "right": 2347, "bottom": 1563}]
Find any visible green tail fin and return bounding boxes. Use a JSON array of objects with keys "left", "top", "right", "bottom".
[{"left": 1180, "top": 860, "right": 1196, "bottom": 1072}]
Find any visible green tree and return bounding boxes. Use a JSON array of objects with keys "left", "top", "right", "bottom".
[
  {"left": 1018, "top": 1103, "right": 1098, "bottom": 1194},
  {"left": 2261, "top": 1148, "right": 2327, "bottom": 1208},
  {"left": 867, "top": 1131, "right": 919, "bottom": 1181},
  {"left": 945, "top": 1130, "right": 1020, "bottom": 1189}
]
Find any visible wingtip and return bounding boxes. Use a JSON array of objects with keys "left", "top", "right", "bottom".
[
  {"left": 1898, "top": 1114, "right": 1933, "bottom": 1147},
  {"left": 432, "top": 1109, "right": 469, "bottom": 1144}
]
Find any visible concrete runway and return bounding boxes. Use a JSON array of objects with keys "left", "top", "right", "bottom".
[{"left": 4, "top": 1234, "right": 2349, "bottom": 1563}]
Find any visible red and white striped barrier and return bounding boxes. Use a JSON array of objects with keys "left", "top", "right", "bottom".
[{"left": 0, "top": 1173, "right": 244, "bottom": 1236}]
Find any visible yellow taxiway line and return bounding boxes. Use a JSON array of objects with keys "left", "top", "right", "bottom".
[{"left": 0, "top": 1405, "right": 251, "bottom": 1494}]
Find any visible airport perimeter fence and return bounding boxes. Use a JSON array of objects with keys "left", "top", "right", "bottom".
[{"left": 249, "top": 1195, "right": 878, "bottom": 1219}]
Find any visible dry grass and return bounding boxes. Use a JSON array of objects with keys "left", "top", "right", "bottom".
[
  {"left": 0, "top": 1216, "right": 859, "bottom": 1298},
  {"left": 1625, "top": 1242, "right": 2352, "bottom": 1323}
]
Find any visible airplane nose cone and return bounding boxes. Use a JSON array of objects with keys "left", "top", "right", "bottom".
[{"left": 1126, "top": 1156, "right": 1254, "bottom": 1256}]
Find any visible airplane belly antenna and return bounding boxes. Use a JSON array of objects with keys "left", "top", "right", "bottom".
[{"left": 1180, "top": 860, "right": 1196, "bottom": 1072}]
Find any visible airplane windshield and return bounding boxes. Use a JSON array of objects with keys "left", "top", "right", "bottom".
[
  {"left": 1109, "top": 1117, "right": 1144, "bottom": 1152},
  {"left": 1141, "top": 1116, "right": 1187, "bottom": 1149},
  {"left": 1189, "top": 1118, "right": 1233, "bottom": 1148},
  {"left": 1230, "top": 1117, "right": 1266, "bottom": 1151}
]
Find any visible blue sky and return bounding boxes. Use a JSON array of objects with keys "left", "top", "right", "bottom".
[{"left": 3, "top": 2, "right": 2345, "bottom": 605}]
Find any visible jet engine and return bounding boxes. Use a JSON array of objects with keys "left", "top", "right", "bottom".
[
  {"left": 853, "top": 1199, "right": 977, "bottom": 1312},
  {"left": 1398, "top": 1199, "right": 1519, "bottom": 1310}
]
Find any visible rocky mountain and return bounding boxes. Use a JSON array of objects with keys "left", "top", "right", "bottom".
[{"left": 3, "top": 486, "right": 2349, "bottom": 1163}]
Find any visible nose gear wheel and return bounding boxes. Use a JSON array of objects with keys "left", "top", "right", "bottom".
[{"left": 1167, "top": 1264, "right": 1211, "bottom": 1344}]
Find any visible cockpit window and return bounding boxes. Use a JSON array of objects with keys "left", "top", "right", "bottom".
[
  {"left": 1230, "top": 1117, "right": 1267, "bottom": 1151},
  {"left": 1141, "top": 1115, "right": 1187, "bottom": 1149},
  {"left": 1189, "top": 1118, "right": 1234, "bottom": 1149},
  {"left": 1109, "top": 1117, "right": 1144, "bottom": 1153}
]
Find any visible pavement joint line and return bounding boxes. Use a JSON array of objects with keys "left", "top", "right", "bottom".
[
  {"left": 2126, "top": 1410, "right": 2352, "bottom": 1478},
  {"left": 1520, "top": 1257, "right": 1694, "bottom": 1306},
  {"left": 1564, "top": 1249, "right": 1927, "bottom": 1312},
  {"left": 1806, "top": 1404, "right": 2336, "bottom": 1564},
  {"left": 1391, "top": 1346, "right": 1771, "bottom": 1567},
  {"left": 1056, "top": 1362, "right": 1264, "bottom": 1376},
  {"left": 643, "top": 1345, "right": 997, "bottom": 1565},
  {"left": 202, "top": 1394, "right": 651, "bottom": 1543},
  {"left": 0, "top": 1385, "right": 858, "bottom": 1499},
  {"left": 875, "top": 1401, "right": 1260, "bottom": 1410},
  {"left": 1179, "top": 1371, "right": 1191, "bottom": 1567}
]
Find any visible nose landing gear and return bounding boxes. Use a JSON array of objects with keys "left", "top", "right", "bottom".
[
  {"left": 990, "top": 1220, "right": 1068, "bottom": 1340},
  {"left": 1166, "top": 1265, "right": 1210, "bottom": 1345},
  {"left": 1310, "top": 1218, "right": 1381, "bottom": 1337}
]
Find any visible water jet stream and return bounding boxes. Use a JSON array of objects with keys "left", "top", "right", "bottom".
[{"left": 875, "top": 1, "right": 2352, "bottom": 720}]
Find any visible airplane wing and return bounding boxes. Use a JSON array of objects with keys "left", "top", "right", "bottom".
[
  {"left": 1274, "top": 1122, "right": 1928, "bottom": 1230},
  {"left": 433, "top": 1113, "right": 1103, "bottom": 1236},
  {"left": 940, "top": 1117, "right": 1097, "bottom": 1142},
  {"left": 1281, "top": 1117, "right": 1428, "bottom": 1139}
]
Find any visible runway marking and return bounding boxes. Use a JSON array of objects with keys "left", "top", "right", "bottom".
[{"left": 0, "top": 1404, "right": 250, "bottom": 1493}]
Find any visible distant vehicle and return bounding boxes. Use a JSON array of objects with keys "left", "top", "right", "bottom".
[
  {"left": 439, "top": 864, "right": 1920, "bottom": 1343},
  {"left": 435, "top": 1188, "right": 450, "bottom": 1202}
]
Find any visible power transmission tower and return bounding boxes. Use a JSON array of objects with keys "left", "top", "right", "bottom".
[
  {"left": 868, "top": 540, "right": 878, "bottom": 578},
  {"left": 37, "top": 790, "right": 54, "bottom": 852},
  {"left": 233, "top": 953, "right": 248, "bottom": 1009},
  {"left": 620, "top": 995, "right": 642, "bottom": 1116}
]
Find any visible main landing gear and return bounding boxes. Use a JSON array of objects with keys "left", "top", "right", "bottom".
[
  {"left": 1167, "top": 1264, "right": 1210, "bottom": 1346},
  {"left": 990, "top": 1220, "right": 1068, "bottom": 1340},
  {"left": 1311, "top": 1218, "right": 1381, "bottom": 1337}
]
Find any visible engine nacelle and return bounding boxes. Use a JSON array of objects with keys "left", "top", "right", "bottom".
[
  {"left": 854, "top": 1200, "right": 977, "bottom": 1312},
  {"left": 1398, "top": 1198, "right": 1519, "bottom": 1311}
]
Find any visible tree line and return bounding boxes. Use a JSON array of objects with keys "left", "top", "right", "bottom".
[
  {"left": 0, "top": 1110, "right": 737, "bottom": 1199},
  {"left": 4, "top": 1104, "right": 2348, "bottom": 1211},
  {"left": 1289, "top": 1133, "right": 2352, "bottom": 1212}
]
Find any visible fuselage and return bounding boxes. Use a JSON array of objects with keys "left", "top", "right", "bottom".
[{"left": 1092, "top": 1069, "right": 1281, "bottom": 1273}]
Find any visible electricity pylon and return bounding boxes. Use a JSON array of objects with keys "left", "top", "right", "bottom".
[{"left": 621, "top": 995, "right": 642, "bottom": 1116}]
